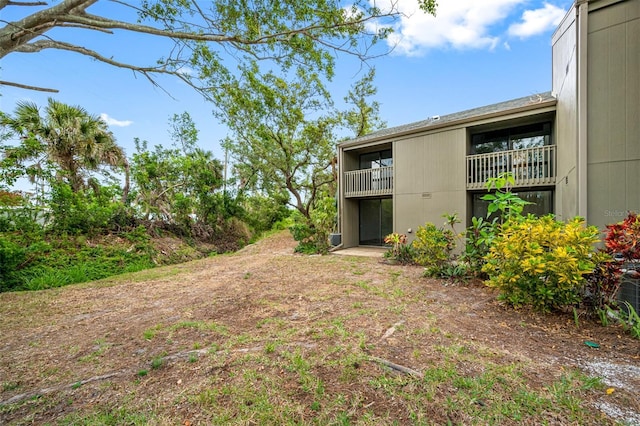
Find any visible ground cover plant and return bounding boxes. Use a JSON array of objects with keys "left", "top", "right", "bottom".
[{"left": 1, "top": 231, "right": 639, "bottom": 425}]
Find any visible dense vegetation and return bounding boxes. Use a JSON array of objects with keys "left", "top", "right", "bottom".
[
  {"left": 381, "top": 174, "right": 640, "bottom": 338},
  {"left": 0, "top": 61, "right": 387, "bottom": 291},
  {"left": 0, "top": 105, "right": 291, "bottom": 292}
]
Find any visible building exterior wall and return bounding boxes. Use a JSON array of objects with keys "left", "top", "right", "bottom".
[
  {"left": 552, "top": 7, "right": 580, "bottom": 221},
  {"left": 586, "top": 0, "right": 640, "bottom": 231},
  {"left": 393, "top": 128, "right": 467, "bottom": 245}
]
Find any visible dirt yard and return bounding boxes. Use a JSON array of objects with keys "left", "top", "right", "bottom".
[{"left": 1, "top": 231, "right": 638, "bottom": 425}]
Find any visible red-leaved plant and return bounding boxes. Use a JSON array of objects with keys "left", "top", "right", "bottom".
[
  {"left": 586, "top": 212, "right": 640, "bottom": 313},
  {"left": 605, "top": 212, "right": 640, "bottom": 261}
]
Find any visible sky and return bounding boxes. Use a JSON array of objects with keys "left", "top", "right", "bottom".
[{"left": 1, "top": 0, "right": 572, "bottom": 165}]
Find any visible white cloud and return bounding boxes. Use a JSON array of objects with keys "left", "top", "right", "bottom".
[
  {"left": 177, "top": 66, "right": 194, "bottom": 76},
  {"left": 508, "top": 3, "right": 566, "bottom": 38},
  {"left": 368, "top": 0, "right": 566, "bottom": 55},
  {"left": 100, "top": 113, "right": 133, "bottom": 127}
]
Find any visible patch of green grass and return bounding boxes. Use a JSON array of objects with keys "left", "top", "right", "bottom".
[
  {"left": 150, "top": 356, "right": 164, "bottom": 370},
  {"left": 77, "top": 339, "right": 110, "bottom": 363},
  {"left": 58, "top": 406, "right": 153, "bottom": 425},
  {"left": 256, "top": 317, "right": 287, "bottom": 329},
  {"left": 264, "top": 341, "right": 278, "bottom": 354},
  {"left": 2, "top": 381, "right": 20, "bottom": 392},
  {"left": 143, "top": 320, "right": 228, "bottom": 343},
  {"left": 387, "top": 303, "right": 406, "bottom": 314},
  {"left": 142, "top": 324, "right": 162, "bottom": 340},
  {"left": 352, "top": 280, "right": 387, "bottom": 298},
  {"left": 169, "top": 320, "right": 228, "bottom": 335}
]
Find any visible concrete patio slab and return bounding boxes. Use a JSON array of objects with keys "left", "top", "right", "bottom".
[{"left": 330, "top": 246, "right": 386, "bottom": 258}]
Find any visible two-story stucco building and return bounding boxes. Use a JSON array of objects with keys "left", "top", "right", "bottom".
[{"left": 336, "top": 0, "right": 639, "bottom": 249}]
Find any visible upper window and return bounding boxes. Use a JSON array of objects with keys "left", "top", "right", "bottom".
[
  {"left": 471, "top": 122, "right": 552, "bottom": 154},
  {"left": 360, "top": 149, "right": 392, "bottom": 169}
]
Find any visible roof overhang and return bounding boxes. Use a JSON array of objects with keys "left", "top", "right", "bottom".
[{"left": 340, "top": 95, "right": 557, "bottom": 150}]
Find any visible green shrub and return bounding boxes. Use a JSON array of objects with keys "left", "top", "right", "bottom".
[
  {"left": 482, "top": 215, "right": 599, "bottom": 312},
  {"left": 288, "top": 197, "right": 337, "bottom": 255},
  {"left": 0, "top": 237, "right": 26, "bottom": 291},
  {"left": 459, "top": 216, "right": 496, "bottom": 276},
  {"left": 289, "top": 221, "right": 317, "bottom": 254},
  {"left": 241, "top": 194, "right": 291, "bottom": 234},
  {"left": 49, "top": 183, "right": 123, "bottom": 235},
  {"left": 411, "top": 222, "right": 454, "bottom": 274},
  {"left": 383, "top": 232, "right": 414, "bottom": 264}
]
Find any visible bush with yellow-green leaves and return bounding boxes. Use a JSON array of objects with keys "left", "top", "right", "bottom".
[{"left": 482, "top": 215, "right": 600, "bottom": 312}]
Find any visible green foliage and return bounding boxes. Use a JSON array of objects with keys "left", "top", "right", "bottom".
[
  {"left": 240, "top": 193, "right": 290, "bottom": 235},
  {"left": 289, "top": 219, "right": 317, "bottom": 255},
  {"left": 483, "top": 172, "right": 531, "bottom": 222},
  {"left": 482, "top": 216, "right": 600, "bottom": 312},
  {"left": 215, "top": 66, "right": 337, "bottom": 222},
  {"left": 383, "top": 232, "right": 407, "bottom": 258},
  {"left": 0, "top": 228, "right": 159, "bottom": 292},
  {"left": 0, "top": 98, "right": 128, "bottom": 194},
  {"left": 308, "top": 196, "right": 337, "bottom": 253},
  {"left": 411, "top": 222, "right": 454, "bottom": 275},
  {"left": 289, "top": 196, "right": 337, "bottom": 254},
  {"left": 616, "top": 302, "right": 640, "bottom": 339},
  {"left": 430, "top": 262, "right": 470, "bottom": 282},
  {"left": 342, "top": 68, "right": 387, "bottom": 137},
  {"left": 0, "top": 236, "right": 26, "bottom": 291},
  {"left": 460, "top": 216, "right": 496, "bottom": 275},
  {"left": 130, "top": 134, "right": 224, "bottom": 229},
  {"left": 0, "top": 204, "right": 44, "bottom": 234},
  {"left": 448, "top": 174, "right": 531, "bottom": 278},
  {"left": 49, "top": 182, "right": 127, "bottom": 235}
]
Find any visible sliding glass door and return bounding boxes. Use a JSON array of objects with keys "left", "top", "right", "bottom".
[{"left": 359, "top": 198, "right": 393, "bottom": 246}]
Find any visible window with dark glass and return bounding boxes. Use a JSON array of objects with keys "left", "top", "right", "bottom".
[
  {"left": 360, "top": 149, "right": 392, "bottom": 169},
  {"left": 472, "top": 190, "right": 554, "bottom": 219},
  {"left": 471, "top": 122, "right": 551, "bottom": 154}
]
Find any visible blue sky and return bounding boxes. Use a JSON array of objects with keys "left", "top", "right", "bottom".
[{"left": 1, "top": 0, "right": 572, "bottom": 163}]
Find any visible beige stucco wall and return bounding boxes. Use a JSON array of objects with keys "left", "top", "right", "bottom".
[
  {"left": 393, "top": 128, "right": 467, "bottom": 245},
  {"left": 586, "top": 0, "right": 640, "bottom": 231},
  {"left": 552, "top": 7, "right": 580, "bottom": 221}
]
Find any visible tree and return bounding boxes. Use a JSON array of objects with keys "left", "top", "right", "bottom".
[
  {"left": 0, "top": 0, "right": 437, "bottom": 94},
  {"left": 130, "top": 113, "right": 224, "bottom": 227},
  {"left": 214, "top": 64, "right": 337, "bottom": 221},
  {"left": 1, "top": 98, "right": 129, "bottom": 199},
  {"left": 342, "top": 68, "right": 387, "bottom": 138}
]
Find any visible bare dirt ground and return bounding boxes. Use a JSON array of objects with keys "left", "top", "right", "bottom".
[{"left": 0, "top": 231, "right": 639, "bottom": 425}]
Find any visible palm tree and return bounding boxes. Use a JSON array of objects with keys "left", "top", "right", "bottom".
[{"left": 1, "top": 98, "right": 129, "bottom": 201}]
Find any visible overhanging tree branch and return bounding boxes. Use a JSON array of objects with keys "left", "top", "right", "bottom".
[
  {"left": 0, "top": 79, "right": 58, "bottom": 92},
  {"left": 0, "top": 0, "right": 437, "bottom": 94}
]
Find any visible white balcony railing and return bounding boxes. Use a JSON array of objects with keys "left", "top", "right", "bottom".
[
  {"left": 466, "top": 145, "right": 556, "bottom": 190},
  {"left": 344, "top": 166, "right": 393, "bottom": 197}
]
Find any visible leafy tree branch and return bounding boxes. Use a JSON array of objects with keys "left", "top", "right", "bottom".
[{"left": 1, "top": 0, "right": 437, "bottom": 94}]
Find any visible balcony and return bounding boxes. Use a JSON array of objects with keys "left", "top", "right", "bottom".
[
  {"left": 466, "top": 145, "right": 556, "bottom": 190},
  {"left": 344, "top": 166, "right": 393, "bottom": 198}
]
